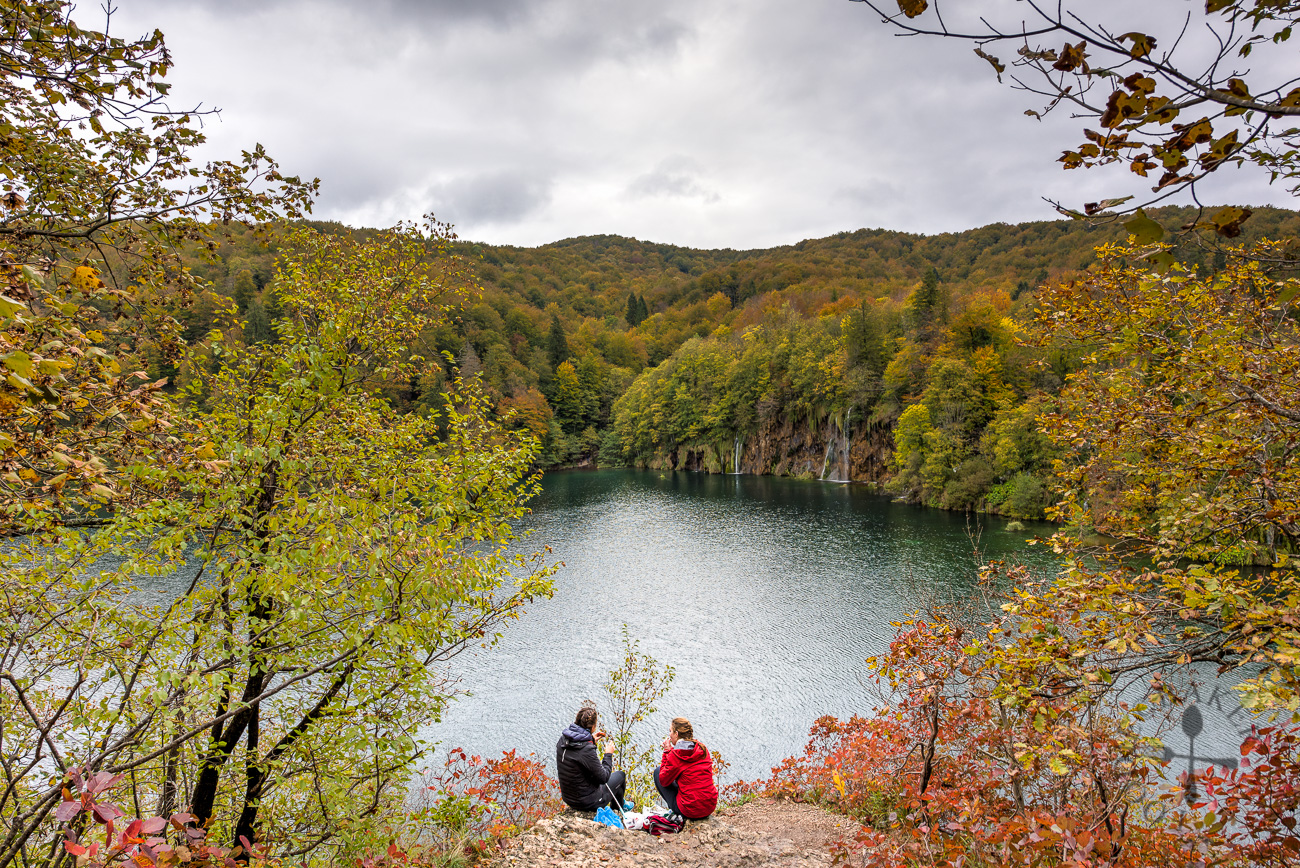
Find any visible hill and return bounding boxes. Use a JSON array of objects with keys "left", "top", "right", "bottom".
[{"left": 174, "top": 206, "right": 1300, "bottom": 517}]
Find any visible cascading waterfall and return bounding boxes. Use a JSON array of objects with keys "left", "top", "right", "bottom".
[
  {"left": 732, "top": 434, "right": 744, "bottom": 474},
  {"left": 820, "top": 436, "right": 835, "bottom": 480},
  {"left": 820, "top": 408, "right": 854, "bottom": 483},
  {"left": 842, "top": 404, "right": 854, "bottom": 482}
]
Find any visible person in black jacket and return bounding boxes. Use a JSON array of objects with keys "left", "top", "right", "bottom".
[{"left": 555, "top": 707, "right": 626, "bottom": 811}]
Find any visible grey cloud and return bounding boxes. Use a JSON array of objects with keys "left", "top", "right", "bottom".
[
  {"left": 626, "top": 157, "right": 720, "bottom": 203},
  {"left": 130, "top": 0, "right": 537, "bottom": 27},
  {"left": 429, "top": 171, "right": 553, "bottom": 227},
  {"left": 107, "top": 0, "right": 1297, "bottom": 248}
]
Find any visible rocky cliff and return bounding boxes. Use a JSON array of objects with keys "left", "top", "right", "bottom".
[{"left": 643, "top": 415, "right": 894, "bottom": 486}]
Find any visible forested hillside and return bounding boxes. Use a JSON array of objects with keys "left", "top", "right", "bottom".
[{"left": 175, "top": 206, "right": 1300, "bottom": 518}]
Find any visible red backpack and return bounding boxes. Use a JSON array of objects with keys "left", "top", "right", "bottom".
[{"left": 641, "top": 814, "right": 685, "bottom": 836}]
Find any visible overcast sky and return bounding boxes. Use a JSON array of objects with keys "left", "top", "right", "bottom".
[{"left": 109, "top": 0, "right": 1296, "bottom": 249}]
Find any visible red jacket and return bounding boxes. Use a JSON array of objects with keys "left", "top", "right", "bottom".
[{"left": 659, "top": 740, "right": 718, "bottom": 819}]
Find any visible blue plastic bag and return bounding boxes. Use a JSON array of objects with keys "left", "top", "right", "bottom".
[{"left": 593, "top": 805, "right": 623, "bottom": 828}]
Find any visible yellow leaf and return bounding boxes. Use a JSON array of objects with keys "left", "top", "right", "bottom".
[{"left": 70, "top": 266, "right": 104, "bottom": 294}]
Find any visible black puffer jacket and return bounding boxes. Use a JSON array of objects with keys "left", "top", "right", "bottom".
[{"left": 555, "top": 724, "right": 612, "bottom": 810}]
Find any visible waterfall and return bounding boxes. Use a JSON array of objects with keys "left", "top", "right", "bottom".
[
  {"left": 820, "top": 436, "right": 835, "bottom": 481},
  {"left": 732, "top": 434, "right": 743, "bottom": 475},
  {"left": 843, "top": 404, "right": 854, "bottom": 482}
]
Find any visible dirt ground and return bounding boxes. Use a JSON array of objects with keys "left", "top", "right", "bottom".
[{"left": 487, "top": 798, "right": 857, "bottom": 867}]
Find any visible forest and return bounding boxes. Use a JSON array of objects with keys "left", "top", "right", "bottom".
[
  {"left": 172, "top": 207, "right": 1300, "bottom": 520},
  {"left": 5, "top": 1, "right": 1300, "bottom": 867}
]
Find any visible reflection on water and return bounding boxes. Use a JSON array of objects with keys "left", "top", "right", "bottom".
[{"left": 424, "top": 469, "right": 1057, "bottom": 779}]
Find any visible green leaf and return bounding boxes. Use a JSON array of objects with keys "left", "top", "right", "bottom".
[
  {"left": 3, "top": 351, "right": 33, "bottom": 377},
  {"left": 1124, "top": 210, "right": 1165, "bottom": 244},
  {"left": 1277, "top": 284, "right": 1299, "bottom": 305},
  {"left": 1211, "top": 206, "right": 1252, "bottom": 238},
  {"left": 0, "top": 294, "right": 24, "bottom": 317},
  {"left": 1148, "top": 251, "right": 1177, "bottom": 274}
]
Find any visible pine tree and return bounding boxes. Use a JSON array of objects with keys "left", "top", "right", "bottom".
[
  {"left": 547, "top": 313, "right": 569, "bottom": 368},
  {"left": 625, "top": 293, "right": 640, "bottom": 327}
]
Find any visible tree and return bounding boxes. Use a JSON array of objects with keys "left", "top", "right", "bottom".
[
  {"left": 601, "top": 627, "right": 675, "bottom": 807},
  {"left": 550, "top": 359, "right": 593, "bottom": 435},
  {"left": 905, "top": 267, "right": 943, "bottom": 340},
  {"left": 855, "top": 0, "right": 1300, "bottom": 236},
  {"left": 232, "top": 269, "right": 257, "bottom": 313},
  {"left": 625, "top": 292, "right": 647, "bottom": 327},
  {"left": 1019, "top": 238, "right": 1300, "bottom": 713},
  {"left": 0, "top": 222, "right": 555, "bottom": 867},
  {"left": 546, "top": 312, "right": 569, "bottom": 368},
  {"left": 0, "top": 0, "right": 315, "bottom": 534}
]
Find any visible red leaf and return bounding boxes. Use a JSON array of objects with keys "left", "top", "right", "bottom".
[
  {"left": 91, "top": 802, "right": 123, "bottom": 824},
  {"left": 140, "top": 817, "right": 168, "bottom": 835}
]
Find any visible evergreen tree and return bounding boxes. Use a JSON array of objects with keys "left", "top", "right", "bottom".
[
  {"left": 547, "top": 313, "right": 569, "bottom": 368},
  {"left": 907, "top": 267, "right": 942, "bottom": 339},
  {"left": 844, "top": 300, "right": 888, "bottom": 378},
  {"left": 625, "top": 293, "right": 640, "bottom": 327},
  {"left": 636, "top": 294, "right": 649, "bottom": 323}
]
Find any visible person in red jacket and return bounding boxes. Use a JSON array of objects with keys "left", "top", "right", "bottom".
[{"left": 653, "top": 717, "right": 718, "bottom": 820}]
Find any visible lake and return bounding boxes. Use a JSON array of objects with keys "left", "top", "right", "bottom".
[{"left": 424, "top": 468, "right": 1061, "bottom": 780}]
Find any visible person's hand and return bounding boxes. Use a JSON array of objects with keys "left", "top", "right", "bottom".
[
  {"left": 602, "top": 741, "right": 614, "bottom": 755},
  {"left": 593, "top": 729, "right": 606, "bottom": 740}
]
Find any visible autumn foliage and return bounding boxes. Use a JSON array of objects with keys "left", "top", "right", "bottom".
[
  {"left": 45, "top": 749, "right": 560, "bottom": 868},
  {"left": 747, "top": 594, "right": 1300, "bottom": 866},
  {"left": 739, "top": 241, "right": 1300, "bottom": 866}
]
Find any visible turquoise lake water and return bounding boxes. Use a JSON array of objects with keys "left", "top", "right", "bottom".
[{"left": 424, "top": 468, "right": 1065, "bottom": 780}]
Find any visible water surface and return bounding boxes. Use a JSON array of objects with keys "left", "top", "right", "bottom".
[{"left": 426, "top": 469, "right": 1056, "bottom": 779}]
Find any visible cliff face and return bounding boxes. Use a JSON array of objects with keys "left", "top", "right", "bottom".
[{"left": 643, "top": 415, "right": 894, "bottom": 486}]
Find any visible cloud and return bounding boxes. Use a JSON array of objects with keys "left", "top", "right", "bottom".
[
  {"left": 107, "top": 0, "right": 1297, "bottom": 248},
  {"left": 430, "top": 171, "right": 554, "bottom": 227},
  {"left": 626, "top": 157, "right": 719, "bottom": 203}
]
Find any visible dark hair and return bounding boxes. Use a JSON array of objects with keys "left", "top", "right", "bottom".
[
  {"left": 672, "top": 717, "right": 694, "bottom": 741},
  {"left": 575, "top": 707, "right": 598, "bottom": 731}
]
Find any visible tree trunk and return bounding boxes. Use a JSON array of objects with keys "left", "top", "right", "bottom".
[{"left": 230, "top": 661, "right": 355, "bottom": 853}]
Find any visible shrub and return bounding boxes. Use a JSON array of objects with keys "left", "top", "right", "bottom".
[
  {"left": 409, "top": 748, "right": 561, "bottom": 860},
  {"left": 939, "top": 457, "right": 995, "bottom": 510},
  {"left": 1002, "top": 471, "right": 1050, "bottom": 519}
]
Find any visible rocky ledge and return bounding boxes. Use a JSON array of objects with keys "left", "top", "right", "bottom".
[{"left": 488, "top": 799, "right": 855, "bottom": 867}]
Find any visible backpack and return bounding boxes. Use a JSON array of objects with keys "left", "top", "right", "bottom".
[{"left": 641, "top": 814, "right": 684, "bottom": 836}]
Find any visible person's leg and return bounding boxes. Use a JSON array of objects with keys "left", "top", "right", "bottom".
[
  {"left": 652, "top": 766, "right": 680, "bottom": 814},
  {"left": 606, "top": 770, "right": 626, "bottom": 807}
]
